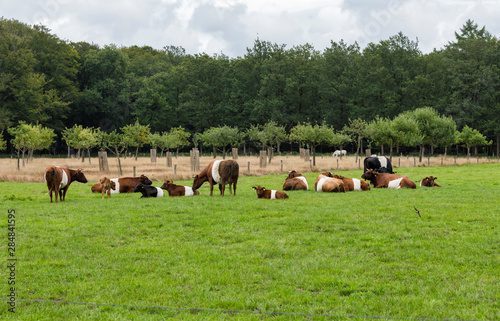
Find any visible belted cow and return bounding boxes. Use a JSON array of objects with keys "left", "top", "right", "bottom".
[
  {"left": 282, "top": 170, "right": 308, "bottom": 191},
  {"left": 420, "top": 176, "right": 441, "bottom": 187},
  {"left": 361, "top": 169, "right": 416, "bottom": 189},
  {"left": 253, "top": 186, "right": 289, "bottom": 199},
  {"left": 192, "top": 159, "right": 239, "bottom": 196},
  {"left": 133, "top": 183, "right": 164, "bottom": 198},
  {"left": 315, "top": 172, "right": 345, "bottom": 193},
  {"left": 44, "top": 166, "right": 88, "bottom": 203},
  {"left": 363, "top": 156, "right": 394, "bottom": 174},
  {"left": 91, "top": 175, "right": 153, "bottom": 194},
  {"left": 332, "top": 174, "right": 370, "bottom": 191},
  {"left": 161, "top": 180, "right": 200, "bottom": 196}
]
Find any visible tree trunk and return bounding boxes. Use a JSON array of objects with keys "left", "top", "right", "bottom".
[
  {"left": 419, "top": 145, "right": 424, "bottom": 162},
  {"left": 88, "top": 148, "right": 92, "bottom": 164},
  {"left": 312, "top": 145, "right": 316, "bottom": 166},
  {"left": 135, "top": 146, "right": 139, "bottom": 160},
  {"left": 117, "top": 156, "right": 123, "bottom": 176},
  {"left": 497, "top": 132, "right": 499, "bottom": 158}
]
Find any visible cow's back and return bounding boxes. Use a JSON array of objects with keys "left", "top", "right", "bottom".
[{"left": 219, "top": 160, "right": 239, "bottom": 183}]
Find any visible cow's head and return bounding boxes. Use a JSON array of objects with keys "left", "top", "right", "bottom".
[
  {"left": 332, "top": 174, "right": 345, "bottom": 180},
  {"left": 160, "top": 180, "right": 173, "bottom": 190},
  {"left": 423, "top": 176, "right": 438, "bottom": 186},
  {"left": 110, "top": 181, "right": 116, "bottom": 190},
  {"left": 139, "top": 175, "right": 153, "bottom": 185},
  {"left": 321, "top": 172, "right": 333, "bottom": 178},
  {"left": 192, "top": 175, "right": 204, "bottom": 191},
  {"left": 133, "top": 183, "right": 144, "bottom": 193},
  {"left": 287, "top": 170, "right": 300, "bottom": 179},
  {"left": 75, "top": 169, "right": 88, "bottom": 183},
  {"left": 361, "top": 169, "right": 377, "bottom": 180},
  {"left": 252, "top": 186, "right": 265, "bottom": 196}
]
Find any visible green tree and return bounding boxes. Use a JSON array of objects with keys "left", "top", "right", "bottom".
[
  {"left": 101, "top": 130, "right": 127, "bottom": 175},
  {"left": 199, "top": 126, "right": 240, "bottom": 159},
  {"left": 457, "top": 125, "right": 491, "bottom": 159},
  {"left": 403, "top": 107, "right": 444, "bottom": 162},
  {"left": 170, "top": 126, "right": 191, "bottom": 156},
  {"left": 0, "top": 131, "right": 6, "bottom": 151},
  {"left": 342, "top": 118, "right": 368, "bottom": 161},
  {"left": 8, "top": 122, "right": 33, "bottom": 166},
  {"left": 121, "top": 120, "right": 151, "bottom": 160},
  {"left": 289, "top": 122, "right": 335, "bottom": 166}
]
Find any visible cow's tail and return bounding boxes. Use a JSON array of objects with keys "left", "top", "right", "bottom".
[
  {"left": 45, "top": 167, "right": 56, "bottom": 193},
  {"left": 230, "top": 161, "right": 240, "bottom": 180}
]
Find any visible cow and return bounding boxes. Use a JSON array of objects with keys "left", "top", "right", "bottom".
[
  {"left": 332, "top": 150, "right": 347, "bottom": 157},
  {"left": 99, "top": 177, "right": 116, "bottom": 199},
  {"left": 133, "top": 183, "right": 164, "bottom": 198},
  {"left": 282, "top": 170, "right": 308, "bottom": 191},
  {"left": 91, "top": 175, "right": 153, "bottom": 194},
  {"left": 315, "top": 172, "right": 345, "bottom": 193},
  {"left": 160, "top": 180, "right": 200, "bottom": 196},
  {"left": 44, "top": 166, "right": 88, "bottom": 203},
  {"left": 420, "top": 176, "right": 441, "bottom": 187},
  {"left": 363, "top": 156, "right": 394, "bottom": 174},
  {"left": 332, "top": 174, "right": 370, "bottom": 191},
  {"left": 253, "top": 186, "right": 289, "bottom": 199},
  {"left": 192, "top": 159, "right": 239, "bottom": 196},
  {"left": 361, "top": 169, "right": 416, "bottom": 189}
]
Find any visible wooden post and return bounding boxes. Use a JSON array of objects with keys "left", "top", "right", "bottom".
[
  {"left": 174, "top": 164, "right": 177, "bottom": 178},
  {"left": 259, "top": 150, "right": 267, "bottom": 168},
  {"left": 98, "top": 151, "right": 109, "bottom": 171},
  {"left": 232, "top": 148, "right": 238, "bottom": 160},
  {"left": 358, "top": 158, "right": 361, "bottom": 169},
  {"left": 133, "top": 166, "right": 136, "bottom": 177},
  {"left": 309, "top": 160, "right": 312, "bottom": 171},
  {"left": 414, "top": 158, "right": 416, "bottom": 167},
  {"left": 441, "top": 157, "right": 443, "bottom": 166},
  {"left": 150, "top": 149, "right": 157, "bottom": 163},
  {"left": 398, "top": 158, "right": 401, "bottom": 167},
  {"left": 428, "top": 157, "right": 430, "bottom": 166},
  {"left": 281, "top": 160, "right": 283, "bottom": 172},
  {"left": 300, "top": 148, "right": 305, "bottom": 159},
  {"left": 248, "top": 162, "right": 250, "bottom": 174},
  {"left": 166, "top": 152, "right": 172, "bottom": 168},
  {"left": 304, "top": 149, "right": 310, "bottom": 162},
  {"left": 337, "top": 158, "right": 339, "bottom": 170},
  {"left": 365, "top": 149, "right": 371, "bottom": 157}
]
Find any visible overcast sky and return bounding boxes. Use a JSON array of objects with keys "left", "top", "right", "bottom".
[{"left": 2, "top": 0, "right": 499, "bottom": 57}]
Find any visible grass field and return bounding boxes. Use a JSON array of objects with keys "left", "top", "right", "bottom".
[{"left": 1, "top": 163, "right": 499, "bottom": 320}]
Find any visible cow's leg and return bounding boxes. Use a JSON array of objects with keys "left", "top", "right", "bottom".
[
  {"left": 54, "top": 187, "right": 60, "bottom": 203},
  {"left": 219, "top": 183, "right": 224, "bottom": 196},
  {"left": 49, "top": 189, "right": 53, "bottom": 203},
  {"left": 209, "top": 182, "right": 214, "bottom": 196},
  {"left": 61, "top": 188, "right": 67, "bottom": 201}
]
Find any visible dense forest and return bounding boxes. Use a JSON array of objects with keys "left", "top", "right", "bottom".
[{"left": 1, "top": 18, "right": 499, "bottom": 156}]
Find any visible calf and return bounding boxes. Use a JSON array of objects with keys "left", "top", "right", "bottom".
[
  {"left": 99, "top": 177, "right": 116, "bottom": 199},
  {"left": 315, "top": 172, "right": 345, "bottom": 193},
  {"left": 160, "top": 180, "right": 200, "bottom": 196},
  {"left": 133, "top": 184, "right": 164, "bottom": 198},
  {"left": 91, "top": 175, "right": 153, "bottom": 194},
  {"left": 282, "top": 170, "right": 308, "bottom": 191},
  {"left": 361, "top": 169, "right": 416, "bottom": 189},
  {"left": 44, "top": 166, "right": 88, "bottom": 203},
  {"left": 420, "top": 176, "right": 441, "bottom": 187},
  {"left": 332, "top": 174, "right": 370, "bottom": 191},
  {"left": 253, "top": 186, "right": 289, "bottom": 199}
]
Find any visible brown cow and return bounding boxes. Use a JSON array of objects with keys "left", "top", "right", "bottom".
[
  {"left": 192, "top": 160, "right": 239, "bottom": 196},
  {"left": 99, "top": 177, "right": 116, "bottom": 199},
  {"left": 315, "top": 172, "right": 345, "bottom": 193},
  {"left": 361, "top": 169, "right": 416, "bottom": 189},
  {"left": 282, "top": 170, "right": 308, "bottom": 191},
  {"left": 44, "top": 166, "right": 88, "bottom": 203},
  {"left": 160, "top": 180, "right": 200, "bottom": 196},
  {"left": 332, "top": 174, "right": 370, "bottom": 191},
  {"left": 253, "top": 186, "right": 289, "bottom": 199},
  {"left": 91, "top": 175, "right": 153, "bottom": 194},
  {"left": 420, "top": 176, "right": 441, "bottom": 187}
]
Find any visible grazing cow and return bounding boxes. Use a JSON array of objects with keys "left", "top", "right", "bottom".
[
  {"left": 253, "top": 186, "right": 289, "bottom": 199},
  {"left": 332, "top": 174, "right": 370, "bottom": 191},
  {"left": 91, "top": 175, "right": 153, "bottom": 194},
  {"left": 315, "top": 172, "right": 345, "bottom": 193},
  {"left": 332, "top": 150, "right": 347, "bottom": 157},
  {"left": 192, "top": 159, "right": 239, "bottom": 196},
  {"left": 363, "top": 156, "right": 394, "bottom": 174},
  {"left": 160, "top": 180, "right": 200, "bottom": 196},
  {"left": 361, "top": 169, "right": 416, "bottom": 189},
  {"left": 133, "top": 183, "right": 164, "bottom": 198},
  {"left": 99, "top": 177, "right": 116, "bottom": 199},
  {"left": 44, "top": 166, "right": 88, "bottom": 203},
  {"left": 420, "top": 176, "right": 441, "bottom": 187},
  {"left": 282, "top": 170, "right": 308, "bottom": 191}
]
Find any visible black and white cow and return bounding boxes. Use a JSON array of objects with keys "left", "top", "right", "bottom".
[
  {"left": 133, "top": 184, "right": 165, "bottom": 198},
  {"left": 363, "top": 156, "right": 394, "bottom": 174}
]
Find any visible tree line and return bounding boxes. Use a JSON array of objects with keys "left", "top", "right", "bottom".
[{"left": 0, "top": 18, "right": 499, "bottom": 157}]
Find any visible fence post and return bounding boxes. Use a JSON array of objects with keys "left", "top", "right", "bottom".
[
  {"left": 166, "top": 152, "right": 172, "bottom": 168},
  {"left": 98, "top": 151, "right": 109, "bottom": 171},
  {"left": 150, "top": 149, "right": 157, "bottom": 163},
  {"left": 133, "top": 166, "right": 136, "bottom": 177},
  {"left": 174, "top": 164, "right": 177, "bottom": 178},
  {"left": 259, "top": 150, "right": 267, "bottom": 168},
  {"left": 281, "top": 160, "right": 283, "bottom": 172},
  {"left": 232, "top": 148, "right": 238, "bottom": 160},
  {"left": 248, "top": 161, "right": 250, "bottom": 174},
  {"left": 304, "top": 149, "right": 310, "bottom": 162}
]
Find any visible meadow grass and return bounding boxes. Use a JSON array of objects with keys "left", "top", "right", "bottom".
[{"left": 1, "top": 163, "right": 499, "bottom": 320}]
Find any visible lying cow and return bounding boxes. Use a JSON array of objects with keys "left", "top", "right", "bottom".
[
  {"left": 91, "top": 175, "right": 153, "bottom": 194},
  {"left": 44, "top": 166, "right": 88, "bottom": 203},
  {"left": 133, "top": 183, "right": 164, "bottom": 198},
  {"left": 315, "top": 172, "right": 345, "bottom": 193},
  {"left": 253, "top": 186, "right": 289, "bottom": 199},
  {"left": 192, "top": 159, "right": 239, "bottom": 196},
  {"left": 332, "top": 174, "right": 370, "bottom": 191},
  {"left": 332, "top": 150, "right": 347, "bottom": 157},
  {"left": 363, "top": 156, "right": 394, "bottom": 174},
  {"left": 361, "top": 169, "right": 416, "bottom": 189},
  {"left": 160, "top": 180, "right": 199, "bottom": 196},
  {"left": 282, "top": 170, "right": 308, "bottom": 191},
  {"left": 99, "top": 177, "right": 116, "bottom": 199},
  {"left": 420, "top": 176, "right": 441, "bottom": 187}
]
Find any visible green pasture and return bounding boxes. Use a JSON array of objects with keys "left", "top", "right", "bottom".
[{"left": 1, "top": 163, "right": 499, "bottom": 320}]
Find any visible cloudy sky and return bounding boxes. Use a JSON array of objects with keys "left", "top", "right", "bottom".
[{"left": 2, "top": 0, "right": 499, "bottom": 57}]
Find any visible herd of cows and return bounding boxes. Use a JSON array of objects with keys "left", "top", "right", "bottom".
[{"left": 43, "top": 156, "right": 441, "bottom": 203}]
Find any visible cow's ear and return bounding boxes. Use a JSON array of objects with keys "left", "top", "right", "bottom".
[
  {"left": 78, "top": 168, "right": 84, "bottom": 172},
  {"left": 252, "top": 186, "right": 256, "bottom": 190},
  {"left": 263, "top": 188, "right": 266, "bottom": 191}
]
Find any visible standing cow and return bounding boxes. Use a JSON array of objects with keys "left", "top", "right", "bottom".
[
  {"left": 192, "top": 159, "right": 239, "bottom": 196},
  {"left": 363, "top": 156, "right": 394, "bottom": 174},
  {"left": 44, "top": 166, "right": 88, "bottom": 203},
  {"left": 315, "top": 172, "right": 345, "bottom": 193},
  {"left": 361, "top": 169, "right": 416, "bottom": 189},
  {"left": 332, "top": 174, "right": 370, "bottom": 191},
  {"left": 282, "top": 170, "right": 308, "bottom": 191}
]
